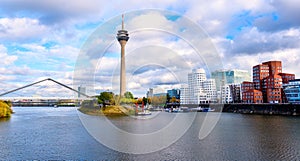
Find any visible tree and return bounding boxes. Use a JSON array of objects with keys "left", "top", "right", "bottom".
[
  {"left": 170, "top": 96, "right": 177, "bottom": 103},
  {"left": 142, "top": 97, "right": 148, "bottom": 105},
  {"left": 98, "top": 92, "right": 114, "bottom": 106},
  {"left": 124, "top": 91, "right": 134, "bottom": 99}
]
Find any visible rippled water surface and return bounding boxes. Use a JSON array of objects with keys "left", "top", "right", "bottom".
[{"left": 0, "top": 107, "right": 299, "bottom": 160}]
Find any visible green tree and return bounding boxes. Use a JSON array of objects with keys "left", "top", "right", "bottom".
[
  {"left": 124, "top": 91, "right": 134, "bottom": 99},
  {"left": 142, "top": 97, "right": 148, "bottom": 105},
  {"left": 97, "top": 92, "right": 114, "bottom": 106}
]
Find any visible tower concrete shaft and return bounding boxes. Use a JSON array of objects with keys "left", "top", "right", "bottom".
[
  {"left": 119, "top": 40, "right": 127, "bottom": 96},
  {"left": 116, "top": 15, "right": 129, "bottom": 96}
]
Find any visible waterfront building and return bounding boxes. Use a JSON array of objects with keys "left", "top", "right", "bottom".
[
  {"left": 212, "top": 69, "right": 251, "bottom": 91},
  {"left": 242, "top": 60, "right": 296, "bottom": 103},
  {"left": 242, "top": 89, "right": 263, "bottom": 103},
  {"left": 167, "top": 89, "right": 180, "bottom": 99},
  {"left": 241, "top": 81, "right": 254, "bottom": 92},
  {"left": 263, "top": 75, "right": 283, "bottom": 103},
  {"left": 279, "top": 73, "right": 295, "bottom": 84},
  {"left": 153, "top": 93, "right": 167, "bottom": 97},
  {"left": 180, "top": 84, "right": 189, "bottom": 104},
  {"left": 253, "top": 63, "right": 269, "bottom": 90},
  {"left": 181, "top": 68, "right": 217, "bottom": 104},
  {"left": 146, "top": 88, "right": 153, "bottom": 98},
  {"left": 229, "top": 84, "right": 242, "bottom": 103},
  {"left": 283, "top": 79, "right": 300, "bottom": 103},
  {"left": 221, "top": 84, "right": 232, "bottom": 103},
  {"left": 203, "top": 79, "right": 217, "bottom": 103}
]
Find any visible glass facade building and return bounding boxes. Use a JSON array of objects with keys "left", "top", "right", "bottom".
[
  {"left": 283, "top": 79, "right": 300, "bottom": 103},
  {"left": 212, "top": 69, "right": 251, "bottom": 91}
]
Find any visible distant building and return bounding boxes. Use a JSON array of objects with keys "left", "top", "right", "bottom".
[
  {"left": 241, "top": 81, "right": 254, "bottom": 92},
  {"left": 243, "top": 60, "right": 295, "bottom": 103},
  {"left": 212, "top": 69, "right": 251, "bottom": 91},
  {"left": 202, "top": 79, "right": 217, "bottom": 103},
  {"left": 221, "top": 84, "right": 232, "bottom": 103},
  {"left": 283, "top": 79, "right": 300, "bottom": 104},
  {"left": 153, "top": 93, "right": 167, "bottom": 97},
  {"left": 279, "top": 73, "right": 295, "bottom": 84},
  {"left": 78, "top": 86, "right": 86, "bottom": 98},
  {"left": 242, "top": 89, "right": 263, "bottom": 103},
  {"left": 180, "top": 68, "right": 217, "bottom": 104},
  {"left": 146, "top": 88, "right": 153, "bottom": 98},
  {"left": 180, "top": 84, "right": 189, "bottom": 104},
  {"left": 229, "top": 84, "right": 242, "bottom": 103},
  {"left": 167, "top": 89, "right": 180, "bottom": 99}
]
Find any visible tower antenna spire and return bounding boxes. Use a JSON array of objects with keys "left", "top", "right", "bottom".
[{"left": 122, "top": 14, "right": 124, "bottom": 30}]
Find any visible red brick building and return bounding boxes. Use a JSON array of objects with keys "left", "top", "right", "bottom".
[
  {"left": 242, "top": 89, "right": 263, "bottom": 103},
  {"left": 263, "top": 75, "right": 283, "bottom": 103},
  {"left": 253, "top": 64, "right": 269, "bottom": 90},
  {"left": 241, "top": 81, "right": 254, "bottom": 92},
  {"left": 279, "top": 73, "right": 295, "bottom": 84},
  {"left": 242, "top": 60, "right": 295, "bottom": 104}
]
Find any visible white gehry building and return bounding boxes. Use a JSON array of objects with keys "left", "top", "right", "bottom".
[{"left": 181, "top": 68, "right": 217, "bottom": 104}]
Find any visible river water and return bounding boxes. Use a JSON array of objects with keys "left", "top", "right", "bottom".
[{"left": 0, "top": 107, "right": 299, "bottom": 160}]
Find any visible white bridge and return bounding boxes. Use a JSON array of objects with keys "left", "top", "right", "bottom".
[{"left": 0, "top": 78, "right": 95, "bottom": 106}]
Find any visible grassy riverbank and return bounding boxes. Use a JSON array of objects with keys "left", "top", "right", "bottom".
[
  {"left": 0, "top": 100, "right": 13, "bottom": 118},
  {"left": 78, "top": 105, "right": 135, "bottom": 117}
]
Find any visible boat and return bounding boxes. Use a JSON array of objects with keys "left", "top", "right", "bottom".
[
  {"left": 191, "top": 107, "right": 215, "bottom": 112},
  {"left": 135, "top": 111, "right": 152, "bottom": 116},
  {"left": 135, "top": 102, "right": 152, "bottom": 116}
]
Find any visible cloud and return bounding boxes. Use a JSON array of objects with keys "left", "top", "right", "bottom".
[
  {"left": 0, "top": 18, "right": 49, "bottom": 42},
  {"left": 1, "top": 1, "right": 300, "bottom": 97},
  {"left": 220, "top": 27, "right": 300, "bottom": 55},
  {"left": 0, "top": 45, "right": 18, "bottom": 65},
  {"left": 254, "top": 0, "right": 300, "bottom": 32}
]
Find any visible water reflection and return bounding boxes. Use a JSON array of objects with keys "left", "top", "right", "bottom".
[{"left": 0, "top": 107, "right": 299, "bottom": 160}]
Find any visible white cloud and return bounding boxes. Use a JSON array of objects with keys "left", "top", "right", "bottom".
[
  {"left": 0, "top": 45, "right": 18, "bottom": 65},
  {"left": 0, "top": 18, "right": 49, "bottom": 42}
]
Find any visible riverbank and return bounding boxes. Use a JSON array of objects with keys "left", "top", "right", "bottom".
[
  {"left": 78, "top": 105, "right": 135, "bottom": 117},
  {"left": 0, "top": 100, "right": 13, "bottom": 118}
]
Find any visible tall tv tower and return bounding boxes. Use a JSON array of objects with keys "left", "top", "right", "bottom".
[{"left": 116, "top": 14, "right": 129, "bottom": 96}]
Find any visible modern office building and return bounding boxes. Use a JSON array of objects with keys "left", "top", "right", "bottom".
[
  {"left": 229, "top": 84, "right": 242, "bottom": 103},
  {"left": 242, "top": 89, "right": 263, "bottom": 103},
  {"left": 146, "top": 88, "right": 153, "bottom": 98},
  {"left": 243, "top": 60, "right": 295, "bottom": 103},
  {"left": 167, "top": 89, "right": 180, "bottom": 99},
  {"left": 181, "top": 68, "right": 217, "bottom": 104},
  {"left": 221, "top": 84, "right": 232, "bottom": 103},
  {"left": 212, "top": 69, "right": 251, "bottom": 91},
  {"left": 180, "top": 84, "right": 189, "bottom": 104},
  {"left": 283, "top": 79, "right": 300, "bottom": 103}
]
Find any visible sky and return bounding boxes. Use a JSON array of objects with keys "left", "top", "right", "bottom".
[{"left": 0, "top": 0, "right": 299, "bottom": 98}]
